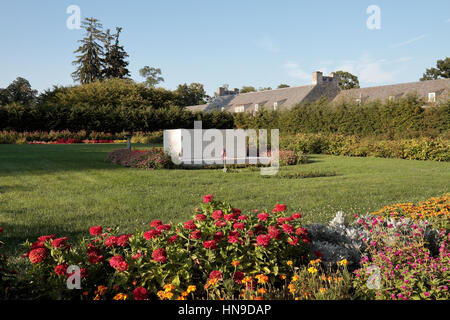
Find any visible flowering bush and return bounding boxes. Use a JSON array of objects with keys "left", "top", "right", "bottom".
[
  {"left": 262, "top": 149, "right": 308, "bottom": 166},
  {"left": 105, "top": 147, "right": 173, "bottom": 169},
  {"left": 353, "top": 215, "right": 449, "bottom": 300},
  {"left": 0, "top": 130, "right": 163, "bottom": 145},
  {"left": 19, "top": 196, "right": 312, "bottom": 300},
  {"left": 372, "top": 194, "right": 450, "bottom": 232}
]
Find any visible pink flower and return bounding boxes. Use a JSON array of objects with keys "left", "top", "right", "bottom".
[
  {"left": 152, "top": 248, "right": 167, "bottom": 263},
  {"left": 203, "top": 240, "right": 216, "bottom": 249},
  {"left": 89, "top": 226, "right": 103, "bottom": 236},
  {"left": 143, "top": 229, "right": 161, "bottom": 240},
  {"left": 195, "top": 214, "right": 207, "bottom": 221},
  {"left": 149, "top": 219, "right": 162, "bottom": 228},
  {"left": 275, "top": 204, "right": 287, "bottom": 212},
  {"left": 109, "top": 255, "right": 128, "bottom": 272},
  {"left": 209, "top": 270, "right": 223, "bottom": 280},
  {"left": 190, "top": 230, "right": 202, "bottom": 240},
  {"left": 233, "top": 222, "right": 245, "bottom": 230},
  {"left": 256, "top": 234, "right": 271, "bottom": 247},
  {"left": 281, "top": 224, "right": 294, "bottom": 234},
  {"left": 183, "top": 220, "right": 197, "bottom": 230},
  {"left": 257, "top": 213, "right": 269, "bottom": 221}
]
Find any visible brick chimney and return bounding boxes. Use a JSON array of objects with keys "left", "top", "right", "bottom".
[{"left": 312, "top": 71, "right": 323, "bottom": 85}]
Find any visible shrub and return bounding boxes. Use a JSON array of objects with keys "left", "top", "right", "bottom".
[
  {"left": 19, "top": 197, "right": 311, "bottom": 300},
  {"left": 105, "top": 147, "right": 173, "bottom": 169}
]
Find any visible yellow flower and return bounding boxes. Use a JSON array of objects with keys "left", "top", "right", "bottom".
[
  {"left": 309, "top": 259, "right": 321, "bottom": 265},
  {"left": 186, "top": 285, "right": 196, "bottom": 294},
  {"left": 291, "top": 275, "right": 300, "bottom": 282},
  {"left": 287, "top": 260, "right": 293, "bottom": 266},
  {"left": 255, "top": 274, "right": 269, "bottom": 284},
  {"left": 338, "top": 259, "right": 348, "bottom": 267},
  {"left": 242, "top": 276, "right": 253, "bottom": 284},
  {"left": 280, "top": 274, "right": 287, "bottom": 280},
  {"left": 157, "top": 290, "right": 166, "bottom": 300},
  {"left": 113, "top": 293, "right": 128, "bottom": 300},
  {"left": 163, "top": 284, "right": 175, "bottom": 292},
  {"left": 176, "top": 296, "right": 186, "bottom": 300},
  {"left": 307, "top": 267, "right": 318, "bottom": 274},
  {"left": 96, "top": 285, "right": 108, "bottom": 296},
  {"left": 319, "top": 288, "right": 327, "bottom": 294},
  {"left": 165, "top": 292, "right": 174, "bottom": 300}
]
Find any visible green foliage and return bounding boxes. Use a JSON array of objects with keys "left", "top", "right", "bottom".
[
  {"left": 173, "top": 83, "right": 209, "bottom": 107},
  {"left": 420, "top": 57, "right": 450, "bottom": 81},
  {"left": 139, "top": 66, "right": 164, "bottom": 88},
  {"left": 240, "top": 86, "right": 256, "bottom": 94},
  {"left": 335, "top": 70, "right": 360, "bottom": 90},
  {"left": 103, "top": 27, "right": 130, "bottom": 80}
]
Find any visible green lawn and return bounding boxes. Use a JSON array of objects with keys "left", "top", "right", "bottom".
[{"left": 0, "top": 143, "right": 449, "bottom": 259}]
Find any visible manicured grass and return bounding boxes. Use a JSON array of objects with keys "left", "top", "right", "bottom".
[{"left": 0, "top": 143, "right": 449, "bottom": 259}]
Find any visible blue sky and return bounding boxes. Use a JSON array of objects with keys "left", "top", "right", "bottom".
[{"left": 1, "top": 0, "right": 449, "bottom": 95}]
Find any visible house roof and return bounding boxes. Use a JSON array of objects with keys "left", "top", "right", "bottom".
[
  {"left": 332, "top": 78, "right": 450, "bottom": 103},
  {"left": 186, "top": 84, "right": 317, "bottom": 112}
]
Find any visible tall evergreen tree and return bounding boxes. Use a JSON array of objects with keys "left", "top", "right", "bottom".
[
  {"left": 103, "top": 27, "right": 130, "bottom": 79},
  {"left": 72, "top": 17, "right": 106, "bottom": 84}
]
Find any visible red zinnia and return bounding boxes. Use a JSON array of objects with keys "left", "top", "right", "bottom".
[
  {"left": 209, "top": 270, "right": 223, "bottom": 280},
  {"left": 104, "top": 236, "right": 118, "bottom": 247},
  {"left": 268, "top": 226, "right": 281, "bottom": 240},
  {"left": 233, "top": 222, "right": 245, "bottom": 230},
  {"left": 203, "top": 194, "right": 214, "bottom": 203},
  {"left": 133, "top": 287, "right": 149, "bottom": 300},
  {"left": 287, "top": 236, "right": 299, "bottom": 246},
  {"left": 51, "top": 237, "right": 68, "bottom": 248},
  {"left": 89, "top": 226, "right": 103, "bottom": 236},
  {"left": 54, "top": 263, "right": 68, "bottom": 276},
  {"left": 281, "top": 224, "right": 294, "bottom": 234},
  {"left": 238, "top": 215, "right": 248, "bottom": 220},
  {"left": 156, "top": 224, "right": 171, "bottom": 231},
  {"left": 233, "top": 271, "right": 245, "bottom": 284},
  {"left": 117, "top": 234, "right": 132, "bottom": 246},
  {"left": 29, "top": 247, "right": 47, "bottom": 264},
  {"left": 212, "top": 210, "right": 223, "bottom": 220},
  {"left": 168, "top": 235, "right": 178, "bottom": 243},
  {"left": 143, "top": 229, "right": 161, "bottom": 240},
  {"left": 195, "top": 214, "right": 207, "bottom": 221},
  {"left": 38, "top": 235, "right": 56, "bottom": 242},
  {"left": 150, "top": 219, "right": 162, "bottom": 228},
  {"left": 213, "top": 231, "right": 225, "bottom": 242},
  {"left": 132, "top": 253, "right": 142, "bottom": 260},
  {"left": 152, "top": 248, "right": 167, "bottom": 263},
  {"left": 203, "top": 240, "right": 216, "bottom": 249},
  {"left": 183, "top": 220, "right": 197, "bottom": 230},
  {"left": 275, "top": 204, "right": 287, "bottom": 212},
  {"left": 257, "top": 212, "right": 269, "bottom": 221},
  {"left": 291, "top": 213, "right": 302, "bottom": 219},
  {"left": 256, "top": 234, "right": 271, "bottom": 247},
  {"left": 228, "top": 231, "right": 240, "bottom": 244},
  {"left": 215, "top": 220, "right": 227, "bottom": 227},
  {"left": 109, "top": 255, "right": 128, "bottom": 272},
  {"left": 190, "top": 230, "right": 202, "bottom": 240}
]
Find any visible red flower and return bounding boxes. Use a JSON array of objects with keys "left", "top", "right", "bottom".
[
  {"left": 38, "top": 235, "right": 56, "bottom": 242},
  {"left": 203, "top": 195, "right": 214, "bottom": 203},
  {"left": 295, "top": 227, "right": 308, "bottom": 237},
  {"left": 89, "top": 226, "right": 103, "bottom": 236},
  {"left": 88, "top": 254, "right": 104, "bottom": 264},
  {"left": 228, "top": 231, "right": 240, "bottom": 244},
  {"left": 215, "top": 220, "right": 227, "bottom": 227},
  {"left": 156, "top": 224, "right": 171, "bottom": 231},
  {"left": 0, "top": 227, "right": 3, "bottom": 232},
  {"left": 209, "top": 270, "right": 223, "bottom": 280},
  {"left": 203, "top": 240, "right": 216, "bottom": 249},
  {"left": 213, "top": 231, "right": 225, "bottom": 242},
  {"left": 195, "top": 214, "right": 207, "bottom": 221},
  {"left": 152, "top": 248, "right": 167, "bottom": 263},
  {"left": 117, "top": 234, "right": 132, "bottom": 246},
  {"left": 190, "top": 230, "right": 202, "bottom": 240},
  {"left": 224, "top": 213, "right": 236, "bottom": 221},
  {"left": 168, "top": 235, "right": 178, "bottom": 243},
  {"left": 143, "top": 229, "right": 161, "bottom": 240},
  {"left": 238, "top": 215, "right": 248, "bottom": 220},
  {"left": 291, "top": 213, "right": 302, "bottom": 219},
  {"left": 133, "top": 287, "right": 149, "bottom": 300},
  {"left": 287, "top": 236, "right": 299, "bottom": 246},
  {"left": 232, "top": 208, "right": 241, "bottom": 215},
  {"left": 109, "top": 255, "right": 128, "bottom": 272},
  {"left": 257, "top": 213, "right": 269, "bottom": 221},
  {"left": 212, "top": 210, "right": 223, "bottom": 220},
  {"left": 51, "top": 237, "right": 68, "bottom": 248},
  {"left": 54, "top": 263, "right": 68, "bottom": 276},
  {"left": 314, "top": 251, "right": 323, "bottom": 258},
  {"left": 254, "top": 224, "right": 265, "bottom": 235},
  {"left": 150, "top": 220, "right": 162, "bottom": 228},
  {"left": 132, "top": 253, "right": 142, "bottom": 260},
  {"left": 268, "top": 226, "right": 281, "bottom": 240},
  {"left": 275, "top": 204, "right": 287, "bottom": 212},
  {"left": 233, "top": 271, "right": 245, "bottom": 284},
  {"left": 29, "top": 248, "right": 48, "bottom": 264},
  {"left": 183, "top": 220, "right": 197, "bottom": 230},
  {"left": 104, "top": 236, "right": 118, "bottom": 247},
  {"left": 233, "top": 222, "right": 245, "bottom": 230},
  {"left": 281, "top": 224, "right": 294, "bottom": 234},
  {"left": 256, "top": 234, "right": 271, "bottom": 247}
]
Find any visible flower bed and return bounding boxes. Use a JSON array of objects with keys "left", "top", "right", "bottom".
[
  {"left": 105, "top": 148, "right": 173, "bottom": 169},
  {"left": 1, "top": 194, "right": 449, "bottom": 300},
  {"left": 0, "top": 130, "right": 163, "bottom": 145}
]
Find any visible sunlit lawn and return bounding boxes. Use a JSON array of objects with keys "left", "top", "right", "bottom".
[{"left": 0, "top": 143, "right": 449, "bottom": 260}]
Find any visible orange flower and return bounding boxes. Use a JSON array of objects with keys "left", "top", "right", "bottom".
[
  {"left": 255, "top": 274, "right": 269, "bottom": 284},
  {"left": 231, "top": 260, "right": 240, "bottom": 267},
  {"left": 113, "top": 293, "right": 128, "bottom": 300}
]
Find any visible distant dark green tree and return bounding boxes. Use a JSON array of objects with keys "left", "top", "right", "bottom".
[
  {"left": 335, "top": 71, "right": 360, "bottom": 90},
  {"left": 174, "top": 83, "right": 208, "bottom": 107},
  {"left": 72, "top": 17, "right": 106, "bottom": 84},
  {"left": 258, "top": 87, "right": 272, "bottom": 91},
  {"left": 103, "top": 27, "right": 130, "bottom": 79},
  {"left": 420, "top": 57, "right": 450, "bottom": 81},
  {"left": 240, "top": 86, "right": 256, "bottom": 93},
  {"left": 277, "top": 84, "right": 290, "bottom": 88},
  {"left": 1, "top": 77, "right": 37, "bottom": 106},
  {"left": 139, "top": 66, "right": 164, "bottom": 88}
]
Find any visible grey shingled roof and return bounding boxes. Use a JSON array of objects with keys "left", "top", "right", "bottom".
[
  {"left": 186, "top": 84, "right": 317, "bottom": 112},
  {"left": 333, "top": 78, "right": 450, "bottom": 103}
]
